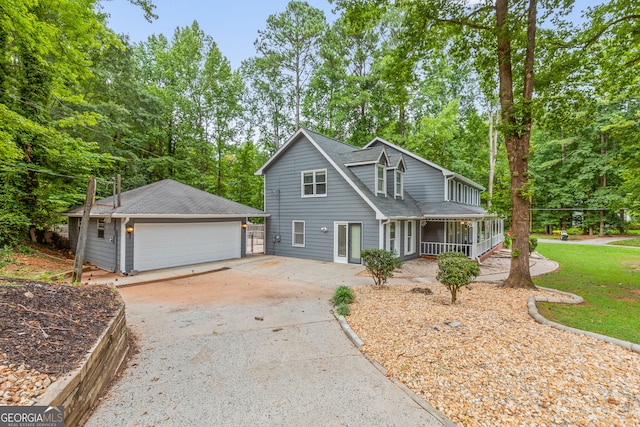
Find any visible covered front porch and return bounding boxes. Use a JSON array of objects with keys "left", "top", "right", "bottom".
[{"left": 420, "top": 216, "right": 504, "bottom": 259}]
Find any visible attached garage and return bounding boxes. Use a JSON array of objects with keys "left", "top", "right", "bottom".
[
  {"left": 65, "top": 179, "right": 267, "bottom": 274},
  {"left": 133, "top": 222, "right": 241, "bottom": 271}
]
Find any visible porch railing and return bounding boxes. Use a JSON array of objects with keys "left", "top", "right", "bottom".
[
  {"left": 421, "top": 235, "right": 504, "bottom": 259},
  {"left": 421, "top": 242, "right": 471, "bottom": 257}
]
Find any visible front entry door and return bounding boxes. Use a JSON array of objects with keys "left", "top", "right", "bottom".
[{"left": 335, "top": 222, "right": 362, "bottom": 264}]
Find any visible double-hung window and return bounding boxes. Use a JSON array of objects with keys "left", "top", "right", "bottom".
[
  {"left": 97, "top": 219, "right": 105, "bottom": 238},
  {"left": 386, "top": 221, "right": 397, "bottom": 255},
  {"left": 395, "top": 170, "right": 403, "bottom": 198},
  {"left": 292, "top": 221, "right": 305, "bottom": 247},
  {"left": 405, "top": 221, "right": 415, "bottom": 255},
  {"left": 376, "top": 164, "right": 386, "bottom": 195},
  {"left": 302, "top": 170, "right": 327, "bottom": 197}
]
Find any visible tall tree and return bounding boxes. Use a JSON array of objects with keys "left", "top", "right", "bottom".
[
  {"left": 241, "top": 56, "right": 295, "bottom": 153},
  {"left": 255, "top": 0, "right": 327, "bottom": 130},
  {"left": 334, "top": 0, "right": 617, "bottom": 288},
  {"left": 0, "top": 0, "right": 126, "bottom": 245}
]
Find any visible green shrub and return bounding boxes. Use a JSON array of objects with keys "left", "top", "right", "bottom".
[
  {"left": 332, "top": 285, "right": 355, "bottom": 305},
  {"left": 436, "top": 252, "right": 480, "bottom": 304},
  {"left": 566, "top": 227, "right": 583, "bottom": 235},
  {"left": 503, "top": 233, "right": 512, "bottom": 248},
  {"left": 0, "top": 245, "right": 13, "bottom": 268},
  {"left": 529, "top": 236, "right": 538, "bottom": 253},
  {"left": 361, "top": 249, "right": 403, "bottom": 288},
  {"left": 336, "top": 302, "right": 351, "bottom": 316}
]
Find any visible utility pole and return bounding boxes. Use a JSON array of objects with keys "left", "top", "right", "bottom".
[{"left": 72, "top": 176, "right": 96, "bottom": 283}]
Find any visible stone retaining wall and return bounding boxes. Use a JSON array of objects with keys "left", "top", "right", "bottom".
[{"left": 36, "top": 303, "right": 128, "bottom": 426}]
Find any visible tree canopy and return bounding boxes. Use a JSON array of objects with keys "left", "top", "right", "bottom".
[{"left": 0, "top": 0, "right": 637, "bottom": 256}]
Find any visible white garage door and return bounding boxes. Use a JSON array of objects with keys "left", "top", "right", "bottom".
[{"left": 133, "top": 222, "right": 241, "bottom": 271}]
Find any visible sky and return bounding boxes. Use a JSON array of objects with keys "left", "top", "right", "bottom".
[
  {"left": 102, "top": 0, "right": 604, "bottom": 70},
  {"left": 102, "top": 0, "right": 338, "bottom": 69}
]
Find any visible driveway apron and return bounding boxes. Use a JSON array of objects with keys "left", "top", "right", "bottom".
[{"left": 85, "top": 256, "right": 449, "bottom": 426}]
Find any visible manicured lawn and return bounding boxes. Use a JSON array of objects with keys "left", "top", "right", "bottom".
[
  {"left": 535, "top": 243, "right": 640, "bottom": 344},
  {"left": 609, "top": 237, "right": 640, "bottom": 247}
]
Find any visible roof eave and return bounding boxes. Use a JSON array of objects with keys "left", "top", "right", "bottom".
[{"left": 65, "top": 213, "right": 269, "bottom": 218}]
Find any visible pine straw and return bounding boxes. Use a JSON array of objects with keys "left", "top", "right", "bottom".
[{"left": 348, "top": 282, "right": 640, "bottom": 427}]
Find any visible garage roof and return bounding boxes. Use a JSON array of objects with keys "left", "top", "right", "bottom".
[{"left": 65, "top": 179, "right": 267, "bottom": 218}]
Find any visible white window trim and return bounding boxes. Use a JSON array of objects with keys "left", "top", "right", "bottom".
[
  {"left": 394, "top": 169, "right": 403, "bottom": 199},
  {"left": 405, "top": 220, "right": 415, "bottom": 255},
  {"left": 292, "top": 220, "right": 305, "bottom": 247},
  {"left": 376, "top": 164, "right": 386, "bottom": 196},
  {"left": 97, "top": 218, "right": 105, "bottom": 238},
  {"left": 385, "top": 221, "right": 398, "bottom": 255},
  {"left": 301, "top": 169, "right": 327, "bottom": 198}
]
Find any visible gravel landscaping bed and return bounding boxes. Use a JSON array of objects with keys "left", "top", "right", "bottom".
[{"left": 348, "top": 282, "right": 640, "bottom": 426}]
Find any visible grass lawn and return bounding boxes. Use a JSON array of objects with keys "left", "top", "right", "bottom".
[
  {"left": 535, "top": 243, "right": 640, "bottom": 344},
  {"left": 609, "top": 237, "right": 640, "bottom": 247}
]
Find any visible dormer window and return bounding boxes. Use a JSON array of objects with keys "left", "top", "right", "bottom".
[
  {"left": 376, "top": 164, "right": 386, "bottom": 195},
  {"left": 394, "top": 170, "right": 403, "bottom": 199}
]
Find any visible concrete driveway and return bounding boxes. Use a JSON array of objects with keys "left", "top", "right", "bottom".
[{"left": 86, "top": 256, "right": 451, "bottom": 426}]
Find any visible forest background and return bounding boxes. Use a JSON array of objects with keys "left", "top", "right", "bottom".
[{"left": 0, "top": 0, "right": 638, "bottom": 247}]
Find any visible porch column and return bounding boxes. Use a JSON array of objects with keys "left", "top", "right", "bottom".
[{"left": 471, "top": 220, "right": 478, "bottom": 259}]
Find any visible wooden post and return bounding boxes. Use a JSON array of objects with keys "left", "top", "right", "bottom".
[{"left": 72, "top": 177, "right": 96, "bottom": 283}]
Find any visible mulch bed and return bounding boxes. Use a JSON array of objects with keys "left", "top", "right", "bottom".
[{"left": 0, "top": 277, "right": 122, "bottom": 375}]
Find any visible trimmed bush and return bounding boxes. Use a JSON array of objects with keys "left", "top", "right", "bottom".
[
  {"left": 436, "top": 251, "right": 480, "bottom": 304},
  {"left": 529, "top": 236, "right": 538, "bottom": 253},
  {"left": 332, "top": 285, "right": 355, "bottom": 306},
  {"left": 361, "top": 249, "right": 403, "bottom": 288},
  {"left": 335, "top": 302, "right": 351, "bottom": 316}
]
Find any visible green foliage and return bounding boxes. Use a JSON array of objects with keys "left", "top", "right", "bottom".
[
  {"left": 335, "top": 302, "right": 351, "bottom": 316},
  {"left": 536, "top": 243, "right": 640, "bottom": 344},
  {"left": 361, "top": 249, "right": 402, "bottom": 288},
  {"left": 332, "top": 285, "right": 355, "bottom": 305},
  {"left": 0, "top": 246, "right": 13, "bottom": 268},
  {"left": 609, "top": 238, "right": 640, "bottom": 247},
  {"left": 529, "top": 236, "right": 538, "bottom": 253},
  {"left": 503, "top": 233, "right": 512, "bottom": 249},
  {"left": 436, "top": 252, "right": 480, "bottom": 304}
]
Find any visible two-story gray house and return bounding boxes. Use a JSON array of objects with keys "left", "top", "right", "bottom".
[{"left": 256, "top": 129, "right": 503, "bottom": 265}]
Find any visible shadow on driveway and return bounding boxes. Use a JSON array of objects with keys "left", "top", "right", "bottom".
[{"left": 85, "top": 256, "right": 451, "bottom": 426}]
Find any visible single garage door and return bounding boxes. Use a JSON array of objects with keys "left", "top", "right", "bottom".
[{"left": 133, "top": 222, "right": 241, "bottom": 271}]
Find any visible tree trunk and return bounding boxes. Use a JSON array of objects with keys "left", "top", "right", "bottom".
[
  {"left": 488, "top": 109, "right": 498, "bottom": 208},
  {"left": 497, "top": 0, "right": 537, "bottom": 289}
]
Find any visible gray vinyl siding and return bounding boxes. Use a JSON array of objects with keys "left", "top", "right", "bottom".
[
  {"left": 68, "top": 217, "right": 118, "bottom": 272},
  {"left": 369, "top": 143, "right": 445, "bottom": 202},
  {"left": 264, "top": 136, "right": 379, "bottom": 262},
  {"left": 349, "top": 164, "right": 376, "bottom": 194},
  {"left": 84, "top": 218, "right": 118, "bottom": 272}
]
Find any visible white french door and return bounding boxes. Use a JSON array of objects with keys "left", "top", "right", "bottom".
[{"left": 334, "top": 222, "right": 362, "bottom": 264}]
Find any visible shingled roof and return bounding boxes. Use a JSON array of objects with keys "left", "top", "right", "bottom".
[{"left": 65, "top": 179, "right": 266, "bottom": 218}]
